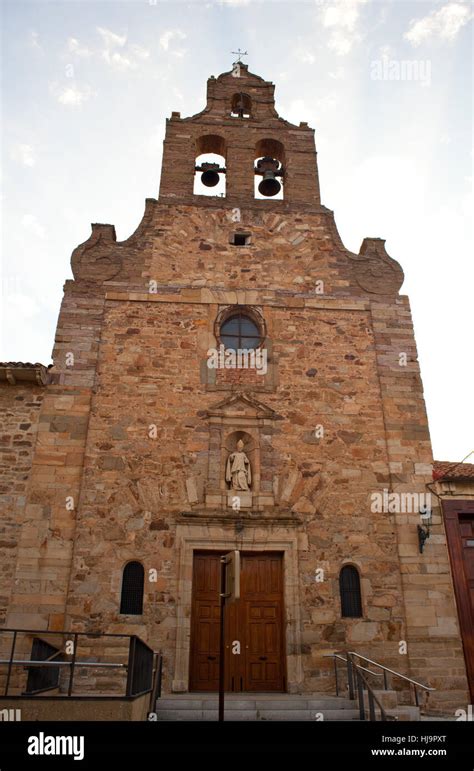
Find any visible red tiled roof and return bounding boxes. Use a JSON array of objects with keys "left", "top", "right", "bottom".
[
  {"left": 0, "top": 362, "right": 50, "bottom": 368},
  {"left": 433, "top": 461, "right": 474, "bottom": 481}
]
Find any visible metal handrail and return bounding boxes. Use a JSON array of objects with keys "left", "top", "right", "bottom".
[
  {"left": 324, "top": 653, "right": 383, "bottom": 679},
  {"left": 0, "top": 660, "right": 125, "bottom": 667},
  {"left": 346, "top": 651, "right": 435, "bottom": 691},
  {"left": 0, "top": 628, "right": 137, "bottom": 637},
  {"left": 0, "top": 628, "right": 156, "bottom": 699},
  {"left": 326, "top": 650, "right": 435, "bottom": 718},
  {"left": 148, "top": 653, "right": 163, "bottom": 715},
  {"left": 348, "top": 654, "right": 394, "bottom": 721},
  {"left": 326, "top": 652, "right": 395, "bottom": 720}
]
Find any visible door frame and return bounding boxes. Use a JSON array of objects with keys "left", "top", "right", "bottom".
[
  {"left": 189, "top": 550, "right": 287, "bottom": 692},
  {"left": 443, "top": 499, "right": 474, "bottom": 702},
  {"left": 172, "top": 524, "right": 304, "bottom": 693}
]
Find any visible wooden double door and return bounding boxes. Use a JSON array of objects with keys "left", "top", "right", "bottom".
[
  {"left": 444, "top": 502, "right": 474, "bottom": 701},
  {"left": 189, "top": 552, "right": 286, "bottom": 692}
]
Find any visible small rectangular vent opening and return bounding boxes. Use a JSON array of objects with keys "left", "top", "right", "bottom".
[{"left": 232, "top": 232, "right": 251, "bottom": 246}]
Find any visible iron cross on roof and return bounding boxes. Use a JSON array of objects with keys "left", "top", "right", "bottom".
[{"left": 231, "top": 49, "right": 248, "bottom": 63}]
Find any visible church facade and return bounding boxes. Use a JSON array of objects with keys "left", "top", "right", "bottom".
[{"left": 0, "top": 64, "right": 470, "bottom": 713}]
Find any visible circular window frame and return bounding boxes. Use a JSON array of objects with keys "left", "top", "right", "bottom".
[{"left": 214, "top": 306, "right": 266, "bottom": 352}]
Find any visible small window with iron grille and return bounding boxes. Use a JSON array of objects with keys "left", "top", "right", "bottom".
[
  {"left": 339, "top": 565, "right": 363, "bottom": 618},
  {"left": 120, "top": 561, "right": 144, "bottom": 615}
]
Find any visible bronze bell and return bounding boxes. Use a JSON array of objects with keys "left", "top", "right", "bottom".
[
  {"left": 200, "top": 162, "right": 221, "bottom": 187},
  {"left": 256, "top": 156, "right": 282, "bottom": 197}
]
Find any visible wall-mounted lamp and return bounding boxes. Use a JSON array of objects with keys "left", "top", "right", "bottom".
[{"left": 417, "top": 506, "right": 432, "bottom": 553}]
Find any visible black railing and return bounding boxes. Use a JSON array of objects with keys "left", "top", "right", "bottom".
[
  {"left": 148, "top": 652, "right": 163, "bottom": 715},
  {"left": 126, "top": 636, "right": 154, "bottom": 697},
  {"left": 0, "top": 628, "right": 160, "bottom": 700},
  {"left": 347, "top": 654, "right": 392, "bottom": 721},
  {"left": 325, "top": 650, "right": 434, "bottom": 721},
  {"left": 25, "top": 638, "right": 62, "bottom": 695}
]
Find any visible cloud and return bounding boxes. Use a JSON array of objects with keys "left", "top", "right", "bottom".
[
  {"left": 461, "top": 177, "right": 472, "bottom": 218},
  {"left": 146, "top": 125, "right": 165, "bottom": 157},
  {"left": 29, "top": 30, "right": 43, "bottom": 54},
  {"left": 97, "top": 27, "right": 150, "bottom": 70},
  {"left": 50, "top": 82, "right": 95, "bottom": 107},
  {"left": 159, "top": 29, "right": 187, "bottom": 57},
  {"left": 130, "top": 44, "right": 150, "bottom": 61},
  {"left": 294, "top": 44, "right": 316, "bottom": 64},
  {"left": 329, "top": 66, "right": 345, "bottom": 80},
  {"left": 321, "top": 0, "right": 369, "bottom": 56},
  {"left": 378, "top": 44, "right": 393, "bottom": 58},
  {"left": 68, "top": 37, "right": 92, "bottom": 58},
  {"left": 281, "top": 95, "right": 337, "bottom": 127},
  {"left": 404, "top": 2, "right": 473, "bottom": 46},
  {"left": 21, "top": 215, "right": 45, "bottom": 239},
  {"left": 96, "top": 27, "right": 127, "bottom": 49},
  {"left": 11, "top": 144, "right": 36, "bottom": 167},
  {"left": 3, "top": 292, "right": 41, "bottom": 320},
  {"left": 102, "top": 50, "right": 136, "bottom": 70}
]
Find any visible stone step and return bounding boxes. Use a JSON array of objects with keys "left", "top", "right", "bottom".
[
  {"left": 258, "top": 709, "right": 360, "bottom": 721},
  {"left": 154, "top": 693, "right": 362, "bottom": 720},
  {"left": 157, "top": 697, "right": 356, "bottom": 711},
  {"left": 154, "top": 708, "right": 361, "bottom": 722},
  {"left": 157, "top": 691, "right": 346, "bottom": 698}
]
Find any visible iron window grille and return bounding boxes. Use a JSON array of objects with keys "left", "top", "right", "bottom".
[
  {"left": 339, "top": 565, "right": 363, "bottom": 618},
  {"left": 120, "top": 561, "right": 144, "bottom": 615}
]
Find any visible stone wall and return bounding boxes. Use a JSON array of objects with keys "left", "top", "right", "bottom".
[
  {"left": 2, "top": 197, "right": 469, "bottom": 712},
  {"left": 4, "top": 287, "right": 104, "bottom": 631},
  {"left": 0, "top": 383, "right": 44, "bottom": 625}
]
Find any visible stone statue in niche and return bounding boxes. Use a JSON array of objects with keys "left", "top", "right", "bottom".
[{"left": 226, "top": 440, "right": 251, "bottom": 491}]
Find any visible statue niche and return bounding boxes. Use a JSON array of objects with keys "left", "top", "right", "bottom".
[
  {"left": 226, "top": 439, "right": 252, "bottom": 491},
  {"left": 201, "top": 393, "right": 279, "bottom": 511}
]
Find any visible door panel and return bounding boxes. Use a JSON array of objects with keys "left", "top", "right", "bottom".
[
  {"left": 189, "top": 554, "right": 222, "bottom": 691},
  {"left": 460, "top": 518, "right": 474, "bottom": 639},
  {"left": 444, "top": 503, "right": 474, "bottom": 702},
  {"left": 189, "top": 552, "right": 285, "bottom": 692},
  {"left": 245, "top": 602, "right": 283, "bottom": 691}
]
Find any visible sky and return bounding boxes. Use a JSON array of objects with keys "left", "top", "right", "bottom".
[{"left": 1, "top": 0, "right": 472, "bottom": 462}]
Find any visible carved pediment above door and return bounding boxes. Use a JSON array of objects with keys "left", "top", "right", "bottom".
[
  {"left": 204, "top": 391, "right": 283, "bottom": 422},
  {"left": 202, "top": 392, "right": 283, "bottom": 512}
]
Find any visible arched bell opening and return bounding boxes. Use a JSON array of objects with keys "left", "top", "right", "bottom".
[
  {"left": 254, "top": 138, "right": 285, "bottom": 199},
  {"left": 230, "top": 92, "right": 252, "bottom": 119},
  {"left": 194, "top": 134, "right": 227, "bottom": 197}
]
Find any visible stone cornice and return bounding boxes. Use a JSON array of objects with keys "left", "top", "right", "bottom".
[
  {"left": 178, "top": 510, "right": 303, "bottom": 526},
  {"left": 105, "top": 286, "right": 373, "bottom": 311},
  {"left": 0, "top": 363, "right": 50, "bottom": 386}
]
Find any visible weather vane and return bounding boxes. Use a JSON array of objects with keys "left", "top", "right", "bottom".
[{"left": 231, "top": 49, "right": 248, "bottom": 63}]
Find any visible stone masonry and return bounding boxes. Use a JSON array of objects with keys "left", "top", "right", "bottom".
[
  {"left": 0, "top": 365, "right": 48, "bottom": 627},
  {"left": 0, "top": 64, "right": 470, "bottom": 713}
]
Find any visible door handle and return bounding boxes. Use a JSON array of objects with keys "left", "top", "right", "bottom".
[
  {"left": 259, "top": 656, "right": 268, "bottom": 661},
  {"left": 207, "top": 656, "right": 216, "bottom": 661}
]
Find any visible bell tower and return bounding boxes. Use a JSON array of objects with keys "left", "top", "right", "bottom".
[{"left": 158, "top": 62, "right": 321, "bottom": 208}]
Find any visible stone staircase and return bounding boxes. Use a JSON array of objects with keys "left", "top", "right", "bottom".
[{"left": 154, "top": 692, "right": 361, "bottom": 721}]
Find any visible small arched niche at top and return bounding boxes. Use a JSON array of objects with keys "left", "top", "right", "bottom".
[{"left": 230, "top": 92, "right": 252, "bottom": 119}]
